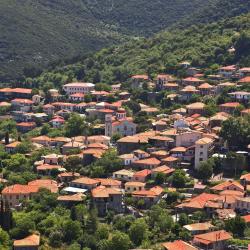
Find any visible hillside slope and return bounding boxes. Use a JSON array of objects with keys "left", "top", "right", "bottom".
[
  {"left": 32, "top": 13, "right": 250, "bottom": 88},
  {"left": 1, "top": 0, "right": 250, "bottom": 82},
  {"left": 177, "top": 0, "right": 250, "bottom": 28},
  {"left": 0, "top": 0, "right": 216, "bottom": 81}
]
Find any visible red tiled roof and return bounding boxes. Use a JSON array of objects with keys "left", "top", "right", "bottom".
[
  {"left": 16, "top": 122, "right": 36, "bottom": 127},
  {"left": 14, "top": 234, "right": 40, "bottom": 247},
  {"left": 211, "top": 181, "right": 244, "bottom": 192},
  {"left": 0, "top": 88, "right": 32, "bottom": 94},
  {"left": 91, "top": 185, "right": 122, "bottom": 198},
  {"left": 242, "top": 215, "right": 250, "bottom": 223},
  {"left": 162, "top": 240, "right": 197, "bottom": 250},
  {"left": 72, "top": 177, "right": 100, "bottom": 185},
  {"left": 131, "top": 74, "right": 149, "bottom": 80},
  {"left": 219, "top": 102, "right": 240, "bottom": 108},
  {"left": 133, "top": 157, "right": 161, "bottom": 166},
  {"left": 37, "top": 164, "right": 62, "bottom": 171},
  {"left": 133, "top": 169, "right": 152, "bottom": 177},
  {"left": 239, "top": 76, "right": 250, "bottom": 83},
  {"left": 183, "top": 77, "right": 203, "bottom": 82},
  {"left": 132, "top": 186, "right": 163, "bottom": 198},
  {"left": 11, "top": 98, "right": 33, "bottom": 104},
  {"left": 194, "top": 230, "right": 232, "bottom": 245},
  {"left": 176, "top": 193, "right": 219, "bottom": 209},
  {"left": 220, "top": 65, "right": 236, "bottom": 71}
]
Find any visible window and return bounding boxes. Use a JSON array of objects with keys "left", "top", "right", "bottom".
[
  {"left": 200, "top": 152, "right": 203, "bottom": 155},
  {"left": 199, "top": 158, "right": 203, "bottom": 161}
]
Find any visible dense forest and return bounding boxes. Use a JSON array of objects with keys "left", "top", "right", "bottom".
[
  {"left": 0, "top": 0, "right": 214, "bottom": 81},
  {"left": 26, "top": 13, "right": 250, "bottom": 91},
  {"left": 1, "top": 0, "right": 250, "bottom": 82}
]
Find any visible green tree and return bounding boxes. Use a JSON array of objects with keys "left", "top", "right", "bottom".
[
  {"left": 128, "top": 218, "right": 148, "bottom": 246},
  {"left": 171, "top": 170, "right": 187, "bottom": 188},
  {"left": 155, "top": 172, "right": 165, "bottom": 185},
  {"left": 64, "top": 155, "right": 82, "bottom": 172},
  {"left": 49, "top": 230, "right": 63, "bottom": 248},
  {"left": 96, "top": 224, "right": 109, "bottom": 240},
  {"left": 111, "top": 231, "right": 131, "bottom": 250},
  {"left": 197, "top": 159, "right": 214, "bottom": 182},
  {"left": 65, "top": 113, "right": 89, "bottom": 137},
  {"left": 62, "top": 220, "right": 82, "bottom": 243},
  {"left": 95, "top": 83, "right": 111, "bottom": 92},
  {"left": 225, "top": 215, "right": 246, "bottom": 237},
  {"left": 178, "top": 213, "right": 190, "bottom": 226},
  {"left": 0, "top": 227, "right": 10, "bottom": 248},
  {"left": 220, "top": 117, "right": 250, "bottom": 150},
  {"left": 86, "top": 208, "right": 98, "bottom": 234}
]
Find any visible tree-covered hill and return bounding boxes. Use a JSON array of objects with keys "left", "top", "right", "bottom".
[
  {"left": 30, "top": 13, "right": 250, "bottom": 89},
  {"left": 177, "top": 0, "right": 250, "bottom": 28},
  {"left": 1, "top": 0, "right": 250, "bottom": 82},
  {"left": 0, "top": 0, "right": 243, "bottom": 82}
]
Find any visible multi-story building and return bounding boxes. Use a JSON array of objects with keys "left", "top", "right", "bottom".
[
  {"left": 105, "top": 109, "right": 136, "bottom": 137},
  {"left": 91, "top": 185, "right": 124, "bottom": 216},
  {"left": 63, "top": 82, "right": 95, "bottom": 95},
  {"left": 195, "top": 137, "right": 214, "bottom": 169}
]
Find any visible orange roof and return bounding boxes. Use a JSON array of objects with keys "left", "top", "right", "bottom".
[
  {"left": 162, "top": 156, "right": 179, "bottom": 162},
  {"left": 133, "top": 169, "right": 152, "bottom": 178},
  {"left": 211, "top": 181, "right": 244, "bottom": 192},
  {"left": 91, "top": 185, "right": 122, "bottom": 198},
  {"left": 58, "top": 172, "right": 80, "bottom": 178},
  {"left": 132, "top": 186, "right": 163, "bottom": 198},
  {"left": 219, "top": 102, "right": 240, "bottom": 108},
  {"left": 82, "top": 148, "right": 105, "bottom": 158},
  {"left": 37, "top": 164, "right": 62, "bottom": 171},
  {"left": 219, "top": 190, "right": 244, "bottom": 197},
  {"left": 57, "top": 193, "right": 85, "bottom": 202},
  {"left": 194, "top": 230, "right": 232, "bottom": 245},
  {"left": 17, "top": 122, "right": 36, "bottom": 127},
  {"left": 198, "top": 83, "right": 213, "bottom": 89},
  {"left": 242, "top": 215, "right": 250, "bottom": 223},
  {"left": 183, "top": 77, "right": 203, "bottom": 82},
  {"left": 176, "top": 193, "right": 219, "bottom": 209},
  {"left": 186, "top": 102, "right": 205, "bottom": 109},
  {"left": 239, "top": 76, "right": 250, "bottom": 83},
  {"left": 152, "top": 165, "right": 175, "bottom": 175},
  {"left": 131, "top": 74, "right": 149, "bottom": 80},
  {"left": 0, "top": 101, "right": 11, "bottom": 107},
  {"left": 162, "top": 240, "right": 197, "bottom": 250},
  {"left": 94, "top": 178, "right": 121, "bottom": 187},
  {"left": 14, "top": 234, "right": 40, "bottom": 247},
  {"left": 87, "top": 143, "right": 108, "bottom": 150},
  {"left": 5, "top": 141, "right": 21, "bottom": 148},
  {"left": 170, "top": 146, "right": 187, "bottom": 153},
  {"left": 241, "top": 109, "right": 250, "bottom": 114},
  {"left": 184, "top": 222, "right": 214, "bottom": 232},
  {"left": 133, "top": 157, "right": 161, "bottom": 166},
  {"left": 11, "top": 98, "right": 33, "bottom": 104},
  {"left": 240, "top": 173, "right": 250, "bottom": 181},
  {"left": 72, "top": 177, "right": 100, "bottom": 185},
  {"left": 2, "top": 184, "right": 39, "bottom": 195},
  {"left": 28, "top": 179, "right": 58, "bottom": 193},
  {"left": 0, "top": 88, "right": 32, "bottom": 94},
  {"left": 220, "top": 65, "right": 236, "bottom": 71},
  {"left": 52, "top": 102, "right": 75, "bottom": 107},
  {"left": 31, "top": 135, "right": 51, "bottom": 142},
  {"left": 125, "top": 181, "right": 145, "bottom": 187}
]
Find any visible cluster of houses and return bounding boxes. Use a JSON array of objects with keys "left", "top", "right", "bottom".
[{"left": 1, "top": 63, "right": 250, "bottom": 249}]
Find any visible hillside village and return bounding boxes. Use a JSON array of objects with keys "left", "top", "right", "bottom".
[{"left": 0, "top": 62, "right": 250, "bottom": 250}]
